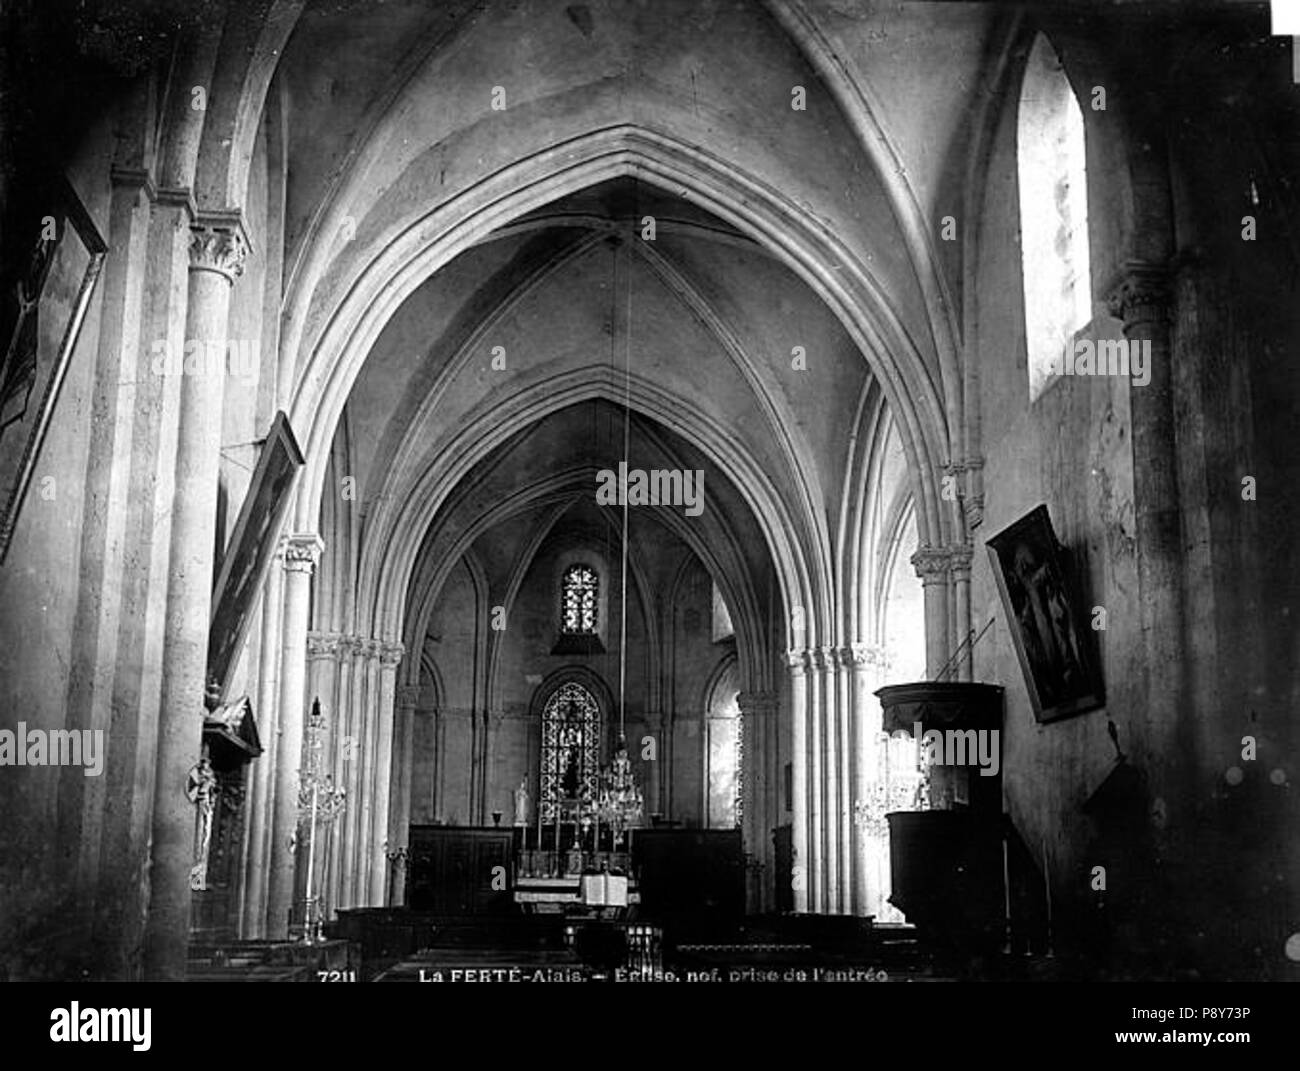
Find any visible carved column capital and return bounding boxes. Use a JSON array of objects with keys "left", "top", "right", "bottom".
[
  {"left": 1104, "top": 261, "right": 1172, "bottom": 328},
  {"left": 379, "top": 641, "right": 405, "bottom": 669},
  {"left": 189, "top": 211, "right": 249, "bottom": 283},
  {"left": 785, "top": 648, "right": 810, "bottom": 676},
  {"left": 947, "top": 543, "right": 974, "bottom": 582},
  {"left": 306, "top": 631, "right": 345, "bottom": 660},
  {"left": 281, "top": 533, "right": 324, "bottom": 574},
  {"left": 911, "top": 545, "right": 951, "bottom": 585},
  {"left": 842, "top": 642, "right": 888, "bottom": 669}
]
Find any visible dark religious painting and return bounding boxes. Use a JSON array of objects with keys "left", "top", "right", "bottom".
[
  {"left": 207, "top": 411, "right": 304, "bottom": 694},
  {"left": 0, "top": 176, "right": 107, "bottom": 562},
  {"left": 986, "top": 504, "right": 1103, "bottom": 723}
]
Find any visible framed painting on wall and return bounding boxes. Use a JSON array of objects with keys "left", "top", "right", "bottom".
[
  {"left": 986, "top": 504, "right": 1104, "bottom": 723},
  {"left": 207, "top": 410, "right": 304, "bottom": 695},
  {"left": 0, "top": 176, "right": 107, "bottom": 562}
]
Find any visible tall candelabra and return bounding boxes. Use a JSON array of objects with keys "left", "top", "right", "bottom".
[{"left": 296, "top": 698, "right": 347, "bottom": 944}]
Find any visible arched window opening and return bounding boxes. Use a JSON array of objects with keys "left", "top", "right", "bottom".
[
  {"left": 711, "top": 581, "right": 735, "bottom": 642},
  {"left": 704, "top": 662, "right": 741, "bottom": 830},
  {"left": 1018, "top": 32, "right": 1092, "bottom": 400}
]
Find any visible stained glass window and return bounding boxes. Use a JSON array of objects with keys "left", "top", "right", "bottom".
[
  {"left": 539, "top": 682, "right": 601, "bottom": 822},
  {"left": 561, "top": 563, "right": 598, "bottom": 634}
]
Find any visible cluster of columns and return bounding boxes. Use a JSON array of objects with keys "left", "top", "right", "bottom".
[
  {"left": 146, "top": 213, "right": 252, "bottom": 978},
  {"left": 785, "top": 643, "right": 889, "bottom": 915},
  {"left": 300, "top": 629, "right": 405, "bottom": 920},
  {"left": 236, "top": 540, "right": 407, "bottom": 939},
  {"left": 80, "top": 151, "right": 254, "bottom": 980}
]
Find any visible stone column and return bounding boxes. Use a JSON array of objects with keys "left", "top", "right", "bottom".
[
  {"left": 1105, "top": 264, "right": 1183, "bottom": 804},
  {"left": 340, "top": 641, "right": 372, "bottom": 908},
  {"left": 845, "top": 642, "right": 888, "bottom": 917},
  {"left": 266, "top": 532, "right": 323, "bottom": 938},
  {"left": 326, "top": 637, "right": 357, "bottom": 914},
  {"left": 737, "top": 690, "right": 777, "bottom": 914},
  {"left": 642, "top": 711, "right": 664, "bottom": 817},
  {"left": 143, "top": 214, "right": 248, "bottom": 980},
  {"left": 64, "top": 160, "right": 151, "bottom": 964},
  {"left": 84, "top": 164, "right": 185, "bottom": 980},
  {"left": 820, "top": 646, "right": 841, "bottom": 914},
  {"left": 949, "top": 544, "right": 973, "bottom": 682},
  {"left": 369, "top": 641, "right": 405, "bottom": 904},
  {"left": 389, "top": 682, "right": 421, "bottom": 907},
  {"left": 786, "top": 649, "right": 810, "bottom": 913},
  {"left": 836, "top": 646, "right": 854, "bottom": 913},
  {"left": 911, "top": 547, "right": 952, "bottom": 680},
  {"left": 304, "top": 633, "right": 342, "bottom": 915},
  {"left": 806, "top": 647, "right": 826, "bottom": 913},
  {"left": 241, "top": 553, "right": 284, "bottom": 938},
  {"left": 360, "top": 645, "right": 384, "bottom": 898}
]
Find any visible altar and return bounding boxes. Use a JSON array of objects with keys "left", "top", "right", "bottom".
[
  {"left": 511, "top": 730, "right": 645, "bottom": 916},
  {"left": 513, "top": 869, "right": 640, "bottom": 916}
]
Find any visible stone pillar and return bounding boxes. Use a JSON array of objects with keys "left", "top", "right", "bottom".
[
  {"left": 845, "top": 642, "right": 888, "bottom": 918},
  {"left": 950, "top": 544, "right": 973, "bottom": 682},
  {"left": 820, "top": 646, "right": 841, "bottom": 914},
  {"left": 357, "top": 644, "right": 383, "bottom": 899},
  {"left": 241, "top": 553, "right": 284, "bottom": 938},
  {"left": 1105, "top": 264, "right": 1183, "bottom": 804},
  {"left": 326, "top": 637, "right": 357, "bottom": 914},
  {"left": 786, "top": 650, "right": 810, "bottom": 913},
  {"left": 64, "top": 160, "right": 151, "bottom": 963},
  {"left": 143, "top": 214, "right": 248, "bottom": 980},
  {"left": 836, "top": 646, "right": 854, "bottom": 913},
  {"left": 642, "top": 711, "right": 664, "bottom": 817},
  {"left": 737, "top": 690, "right": 777, "bottom": 914},
  {"left": 370, "top": 641, "right": 405, "bottom": 904},
  {"left": 304, "top": 633, "right": 342, "bottom": 914},
  {"left": 340, "top": 641, "right": 372, "bottom": 908},
  {"left": 911, "top": 547, "right": 952, "bottom": 680},
  {"left": 806, "top": 647, "right": 826, "bottom": 912},
  {"left": 389, "top": 682, "right": 421, "bottom": 907},
  {"left": 83, "top": 164, "right": 184, "bottom": 980},
  {"left": 266, "top": 532, "right": 323, "bottom": 938}
]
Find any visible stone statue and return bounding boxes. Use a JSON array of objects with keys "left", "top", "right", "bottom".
[{"left": 513, "top": 777, "right": 530, "bottom": 826}]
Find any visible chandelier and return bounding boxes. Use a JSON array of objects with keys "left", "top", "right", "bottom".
[{"left": 593, "top": 733, "right": 644, "bottom": 846}]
